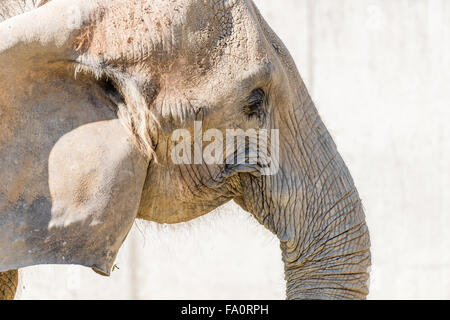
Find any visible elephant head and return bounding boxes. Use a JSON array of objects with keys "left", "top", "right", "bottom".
[{"left": 0, "top": 0, "right": 371, "bottom": 299}]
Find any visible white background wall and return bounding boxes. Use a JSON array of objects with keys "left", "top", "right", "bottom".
[{"left": 17, "top": 0, "right": 450, "bottom": 300}]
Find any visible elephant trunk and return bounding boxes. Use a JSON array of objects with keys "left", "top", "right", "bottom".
[
  {"left": 280, "top": 101, "right": 371, "bottom": 300},
  {"left": 237, "top": 99, "right": 371, "bottom": 300}
]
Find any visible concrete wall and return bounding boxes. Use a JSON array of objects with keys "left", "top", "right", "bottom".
[{"left": 17, "top": 0, "right": 450, "bottom": 299}]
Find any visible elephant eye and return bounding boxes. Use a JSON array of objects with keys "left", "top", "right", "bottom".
[
  {"left": 98, "top": 77, "right": 125, "bottom": 108},
  {"left": 243, "top": 88, "right": 266, "bottom": 119}
]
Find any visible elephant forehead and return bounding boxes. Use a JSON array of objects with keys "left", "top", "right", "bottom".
[{"left": 78, "top": 0, "right": 263, "bottom": 68}]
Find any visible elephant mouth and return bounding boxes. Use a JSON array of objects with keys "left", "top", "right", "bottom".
[{"left": 166, "top": 120, "right": 280, "bottom": 176}]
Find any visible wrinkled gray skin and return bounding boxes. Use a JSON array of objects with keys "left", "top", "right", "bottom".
[{"left": 0, "top": 0, "right": 371, "bottom": 300}]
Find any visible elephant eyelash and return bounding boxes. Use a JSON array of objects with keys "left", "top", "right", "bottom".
[{"left": 243, "top": 88, "right": 266, "bottom": 119}]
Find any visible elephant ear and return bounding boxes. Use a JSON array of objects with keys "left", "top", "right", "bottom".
[{"left": 0, "top": 0, "right": 149, "bottom": 275}]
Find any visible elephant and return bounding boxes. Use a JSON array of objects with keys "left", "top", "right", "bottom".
[{"left": 0, "top": 0, "right": 371, "bottom": 300}]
